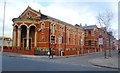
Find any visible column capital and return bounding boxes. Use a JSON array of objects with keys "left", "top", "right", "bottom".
[
  {"left": 35, "top": 28, "right": 38, "bottom": 32},
  {"left": 13, "top": 28, "right": 16, "bottom": 31},
  {"left": 18, "top": 28, "right": 21, "bottom": 30}
]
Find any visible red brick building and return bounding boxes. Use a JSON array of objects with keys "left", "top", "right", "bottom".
[
  {"left": 83, "top": 25, "right": 117, "bottom": 54},
  {"left": 4, "top": 6, "right": 85, "bottom": 56},
  {"left": 83, "top": 25, "right": 100, "bottom": 53},
  {"left": 3, "top": 6, "right": 117, "bottom": 56}
]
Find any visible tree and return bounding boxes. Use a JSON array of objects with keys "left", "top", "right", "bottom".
[
  {"left": 96, "top": 10, "right": 114, "bottom": 58},
  {"left": 110, "top": 28, "right": 117, "bottom": 38}
]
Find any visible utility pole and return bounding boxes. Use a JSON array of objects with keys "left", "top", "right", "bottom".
[
  {"left": 108, "top": 33, "right": 111, "bottom": 57},
  {"left": 104, "top": 40, "right": 107, "bottom": 58},
  {"left": 2, "top": 0, "right": 6, "bottom": 52},
  {"left": 49, "top": 24, "right": 51, "bottom": 54},
  {"left": 64, "top": 25, "right": 66, "bottom": 56},
  {"left": 104, "top": 29, "right": 107, "bottom": 58}
]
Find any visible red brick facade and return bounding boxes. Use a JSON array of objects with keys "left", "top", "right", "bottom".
[
  {"left": 84, "top": 25, "right": 117, "bottom": 53},
  {"left": 3, "top": 6, "right": 117, "bottom": 56}
]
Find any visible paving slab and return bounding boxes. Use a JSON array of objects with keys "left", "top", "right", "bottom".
[{"left": 88, "top": 56, "right": 119, "bottom": 69}]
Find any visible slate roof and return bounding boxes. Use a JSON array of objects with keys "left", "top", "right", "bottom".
[
  {"left": 83, "top": 25, "right": 97, "bottom": 30},
  {"left": 43, "top": 14, "right": 83, "bottom": 29},
  {"left": 13, "top": 6, "right": 83, "bottom": 30}
]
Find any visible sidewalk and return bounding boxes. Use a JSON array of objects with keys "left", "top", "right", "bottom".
[
  {"left": 2, "top": 52, "right": 119, "bottom": 69},
  {"left": 2, "top": 52, "right": 80, "bottom": 59},
  {"left": 88, "top": 55, "right": 119, "bottom": 69},
  {"left": 3, "top": 52, "right": 51, "bottom": 59},
  {"left": 2, "top": 52, "right": 97, "bottom": 59}
]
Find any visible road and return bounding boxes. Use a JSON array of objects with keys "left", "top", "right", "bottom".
[
  {"left": 2, "top": 51, "right": 118, "bottom": 71},
  {"left": 0, "top": 53, "right": 1, "bottom": 72},
  {"left": 35, "top": 50, "right": 118, "bottom": 67}
]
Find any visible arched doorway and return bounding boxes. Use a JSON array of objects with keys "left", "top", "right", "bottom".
[
  {"left": 21, "top": 25, "right": 27, "bottom": 50},
  {"left": 29, "top": 26, "right": 35, "bottom": 50}
]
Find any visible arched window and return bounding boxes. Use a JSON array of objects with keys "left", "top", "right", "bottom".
[
  {"left": 50, "top": 23, "right": 55, "bottom": 34},
  {"left": 69, "top": 38, "right": 70, "bottom": 44},
  {"left": 51, "top": 36, "right": 55, "bottom": 44},
  {"left": 50, "top": 24, "right": 53, "bottom": 31},
  {"left": 42, "top": 24, "right": 44, "bottom": 32}
]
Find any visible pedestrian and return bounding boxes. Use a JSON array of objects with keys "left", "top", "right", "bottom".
[
  {"left": 60, "top": 49, "right": 62, "bottom": 56},
  {"left": 51, "top": 50, "right": 54, "bottom": 59},
  {"left": 47, "top": 51, "right": 50, "bottom": 58}
]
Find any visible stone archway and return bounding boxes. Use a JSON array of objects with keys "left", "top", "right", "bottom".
[
  {"left": 29, "top": 26, "right": 36, "bottom": 50},
  {"left": 21, "top": 25, "right": 27, "bottom": 50}
]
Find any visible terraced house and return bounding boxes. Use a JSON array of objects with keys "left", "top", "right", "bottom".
[
  {"left": 3, "top": 6, "right": 117, "bottom": 56},
  {"left": 83, "top": 25, "right": 117, "bottom": 54}
]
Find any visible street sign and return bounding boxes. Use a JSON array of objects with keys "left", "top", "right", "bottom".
[
  {"left": 81, "top": 39, "right": 84, "bottom": 45},
  {"left": 99, "top": 38, "right": 103, "bottom": 45},
  {"left": 58, "top": 36, "right": 62, "bottom": 44},
  {"left": 58, "top": 36, "right": 62, "bottom": 56}
]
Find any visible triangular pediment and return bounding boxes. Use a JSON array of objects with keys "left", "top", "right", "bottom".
[{"left": 19, "top": 6, "right": 41, "bottom": 19}]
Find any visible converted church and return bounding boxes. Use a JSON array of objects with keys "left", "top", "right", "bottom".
[{"left": 3, "top": 6, "right": 116, "bottom": 56}]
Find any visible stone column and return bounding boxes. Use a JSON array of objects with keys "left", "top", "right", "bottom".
[
  {"left": 34, "top": 29, "right": 37, "bottom": 47},
  {"left": 13, "top": 28, "right": 16, "bottom": 47},
  {"left": 17, "top": 28, "right": 21, "bottom": 49},
  {"left": 26, "top": 28, "right": 29, "bottom": 50}
]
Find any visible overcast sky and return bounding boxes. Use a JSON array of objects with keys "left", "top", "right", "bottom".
[{"left": 0, "top": 0, "right": 118, "bottom": 39}]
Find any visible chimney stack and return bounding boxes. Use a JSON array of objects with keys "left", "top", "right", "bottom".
[
  {"left": 80, "top": 23, "right": 82, "bottom": 27},
  {"left": 39, "top": 9, "right": 41, "bottom": 13}
]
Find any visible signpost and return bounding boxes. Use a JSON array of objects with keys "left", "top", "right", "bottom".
[
  {"left": 99, "top": 38, "right": 103, "bottom": 45},
  {"left": 99, "top": 33, "right": 103, "bottom": 52},
  {"left": 58, "top": 36, "right": 62, "bottom": 56}
]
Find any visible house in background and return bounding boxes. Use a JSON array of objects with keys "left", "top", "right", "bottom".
[
  {"left": 82, "top": 25, "right": 117, "bottom": 53},
  {"left": 0, "top": 36, "right": 12, "bottom": 51}
]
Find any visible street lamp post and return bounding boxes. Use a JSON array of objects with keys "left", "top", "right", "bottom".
[
  {"left": 104, "top": 30, "right": 107, "bottom": 58},
  {"left": 99, "top": 32, "right": 102, "bottom": 52},
  {"left": 99, "top": 31, "right": 107, "bottom": 58},
  {"left": 58, "top": 36, "right": 62, "bottom": 56},
  {"left": 108, "top": 33, "right": 111, "bottom": 57},
  {"left": 2, "top": 0, "right": 6, "bottom": 52},
  {"left": 104, "top": 40, "right": 107, "bottom": 58}
]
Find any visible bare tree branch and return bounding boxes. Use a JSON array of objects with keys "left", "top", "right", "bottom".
[
  {"left": 97, "top": 10, "right": 114, "bottom": 31},
  {"left": 96, "top": 9, "right": 114, "bottom": 58}
]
